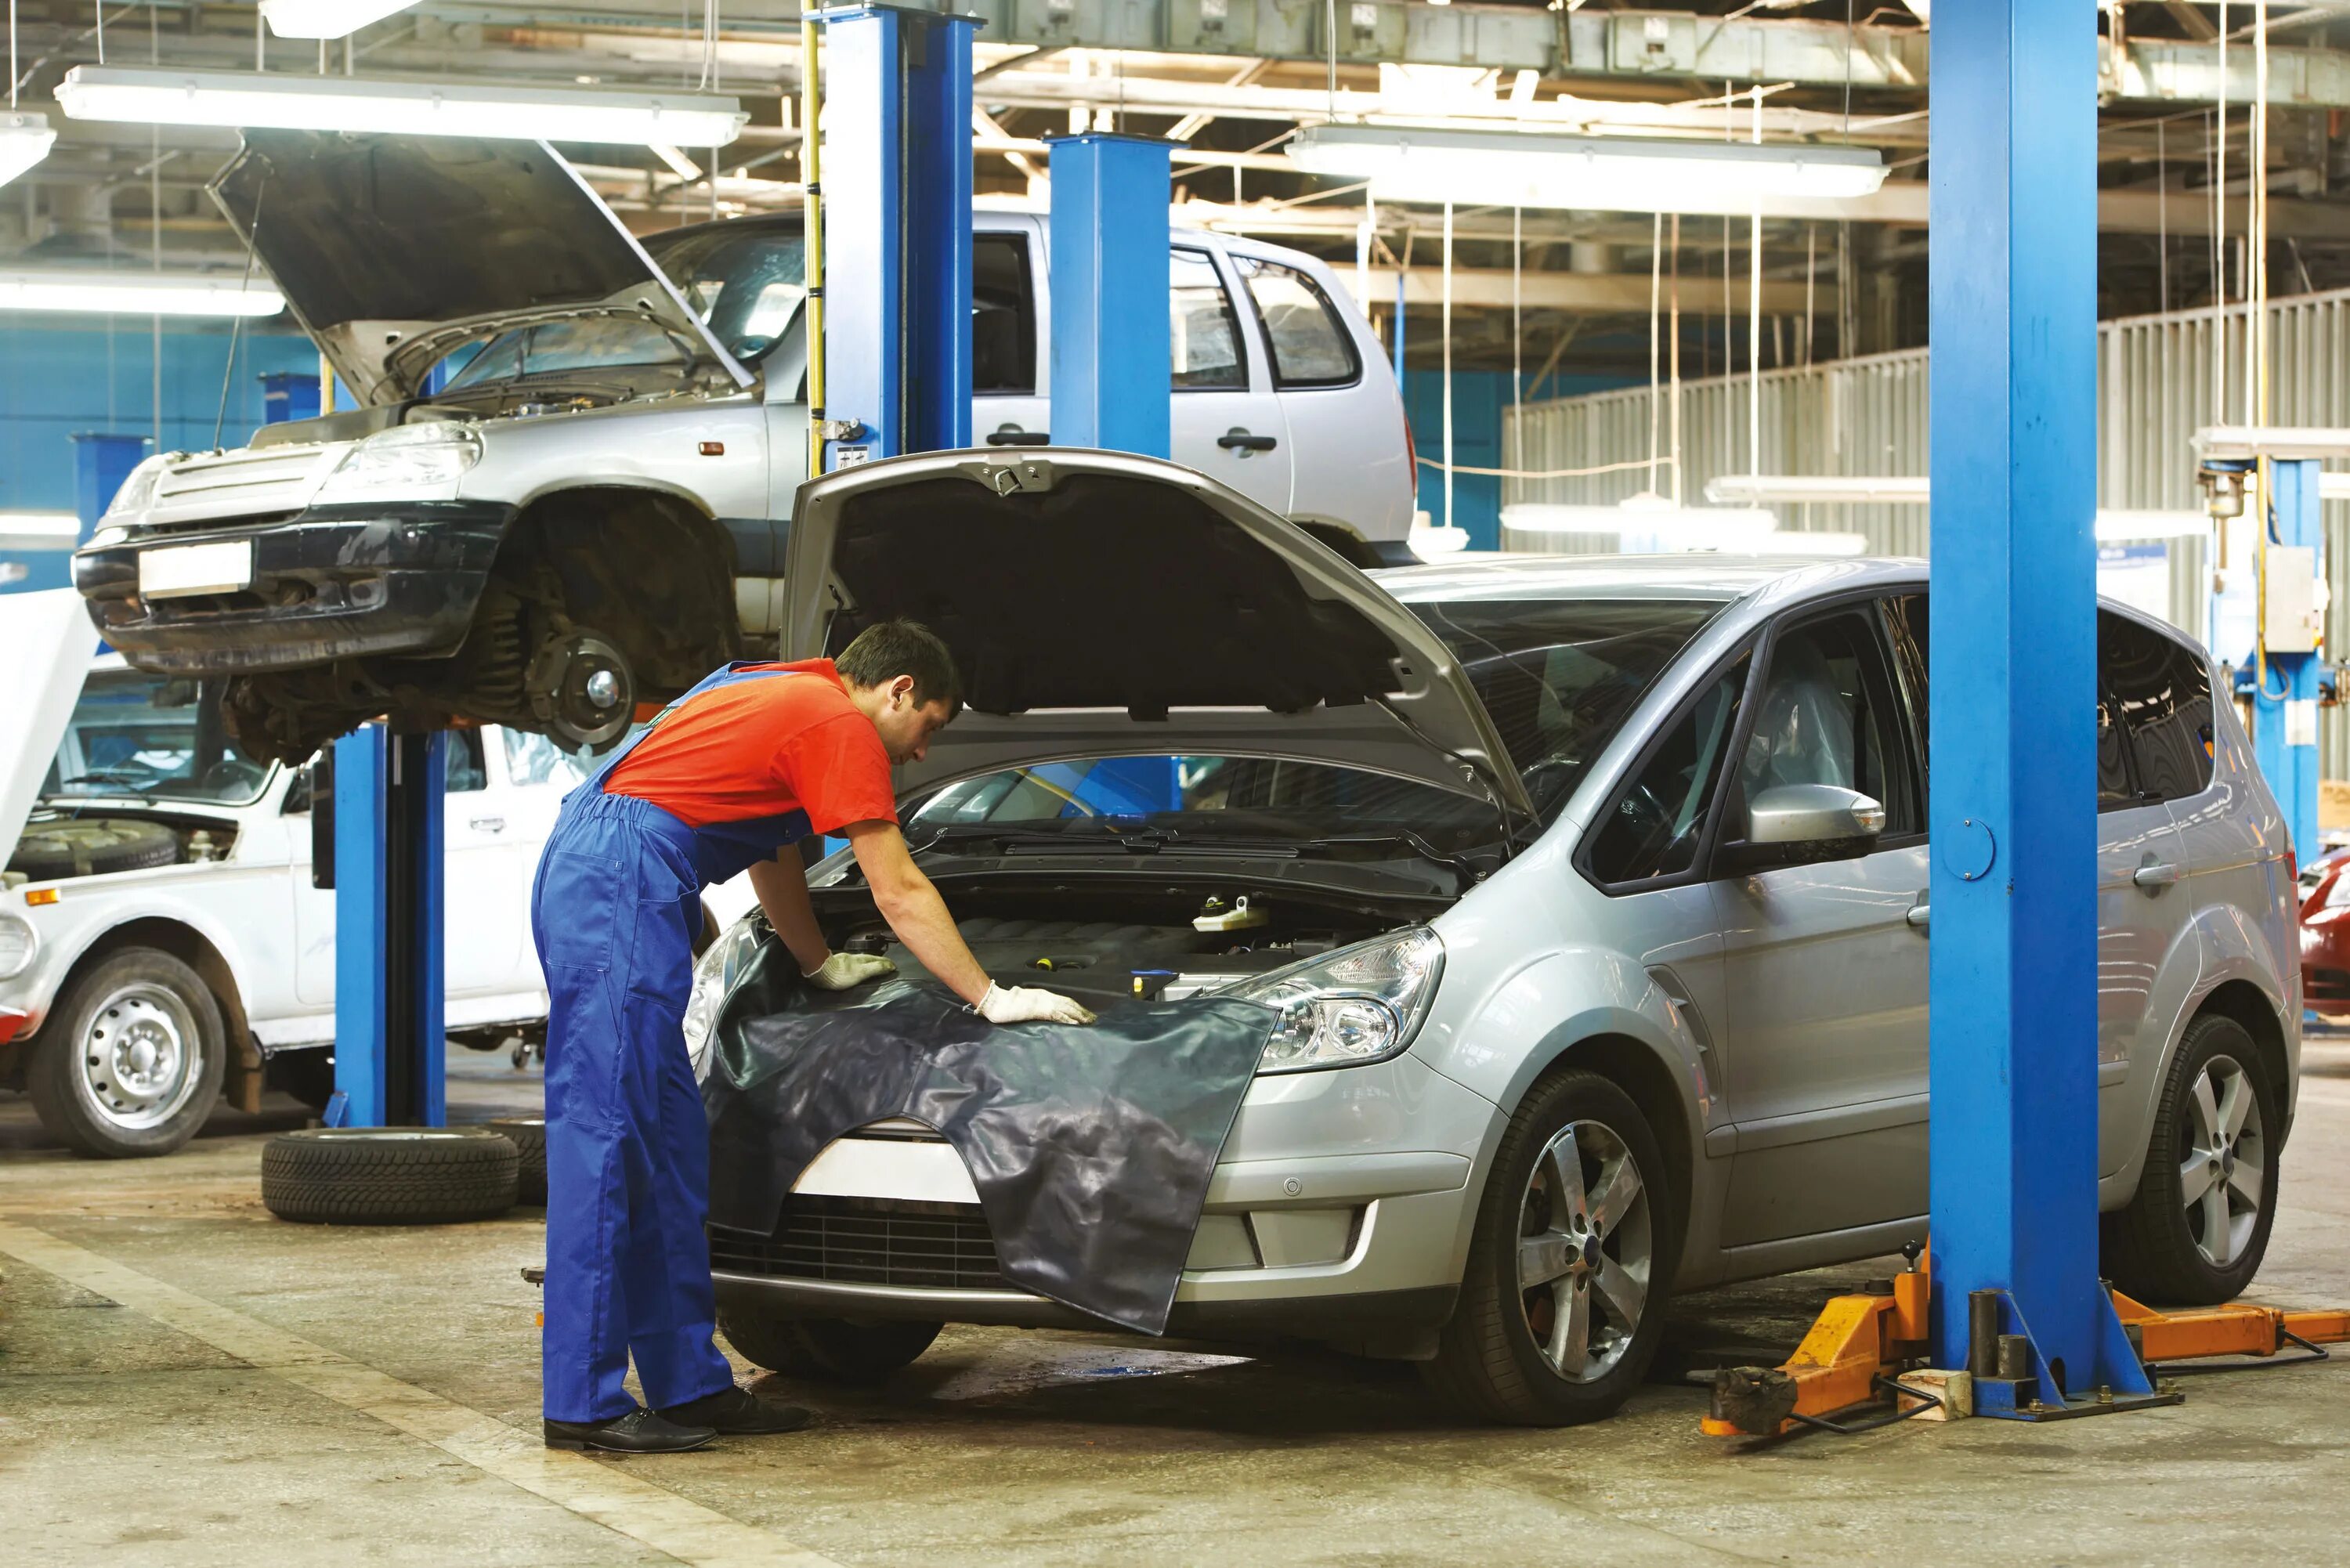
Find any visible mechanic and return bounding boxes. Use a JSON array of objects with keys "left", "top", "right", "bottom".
[{"left": 533, "top": 620, "right": 1096, "bottom": 1454}]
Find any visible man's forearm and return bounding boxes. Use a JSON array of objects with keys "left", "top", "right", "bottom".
[
  {"left": 873, "top": 879, "right": 993, "bottom": 1005},
  {"left": 747, "top": 854, "right": 830, "bottom": 975}
]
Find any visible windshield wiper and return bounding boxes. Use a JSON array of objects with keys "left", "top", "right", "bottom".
[{"left": 1289, "top": 832, "right": 1484, "bottom": 891}]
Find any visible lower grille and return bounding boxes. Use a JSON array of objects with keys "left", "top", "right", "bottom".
[{"left": 710, "top": 1194, "right": 1003, "bottom": 1290}]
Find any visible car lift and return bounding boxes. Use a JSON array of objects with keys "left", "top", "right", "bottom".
[{"left": 1705, "top": 1, "right": 2346, "bottom": 1441}]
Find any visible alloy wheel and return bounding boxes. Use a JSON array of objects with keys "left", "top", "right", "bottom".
[
  {"left": 75, "top": 982, "right": 204, "bottom": 1132},
  {"left": 2179, "top": 1052, "right": 2267, "bottom": 1270},
  {"left": 1516, "top": 1118, "right": 1653, "bottom": 1382}
]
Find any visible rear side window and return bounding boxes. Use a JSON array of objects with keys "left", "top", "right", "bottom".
[
  {"left": 1232, "top": 256, "right": 1359, "bottom": 388},
  {"left": 2101, "top": 611, "right": 2215, "bottom": 801},
  {"left": 972, "top": 233, "right": 1036, "bottom": 394},
  {"left": 1171, "top": 248, "right": 1247, "bottom": 390},
  {"left": 447, "top": 729, "right": 487, "bottom": 793},
  {"left": 1585, "top": 654, "right": 1751, "bottom": 887}
]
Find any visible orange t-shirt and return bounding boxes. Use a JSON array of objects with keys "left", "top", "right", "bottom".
[{"left": 601, "top": 660, "right": 898, "bottom": 833}]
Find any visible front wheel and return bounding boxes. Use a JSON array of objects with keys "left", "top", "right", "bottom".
[
  {"left": 2102, "top": 1013, "right": 2282, "bottom": 1305},
  {"left": 1423, "top": 1069, "right": 1676, "bottom": 1425},
  {"left": 719, "top": 1312, "right": 941, "bottom": 1385},
  {"left": 26, "top": 948, "right": 226, "bottom": 1158}
]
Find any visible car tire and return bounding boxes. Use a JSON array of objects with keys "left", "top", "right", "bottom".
[
  {"left": 26, "top": 948, "right": 226, "bottom": 1158},
  {"left": 7, "top": 819, "right": 180, "bottom": 880},
  {"left": 719, "top": 1311, "right": 942, "bottom": 1385},
  {"left": 261, "top": 1127, "right": 519, "bottom": 1225},
  {"left": 1422, "top": 1069, "right": 1677, "bottom": 1426},
  {"left": 490, "top": 1117, "right": 548, "bottom": 1205},
  {"left": 2102, "top": 1013, "right": 2282, "bottom": 1306}
]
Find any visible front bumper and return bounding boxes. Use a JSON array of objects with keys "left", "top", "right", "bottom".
[{"left": 73, "top": 500, "right": 515, "bottom": 672}]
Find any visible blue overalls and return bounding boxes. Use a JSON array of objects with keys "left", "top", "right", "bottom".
[{"left": 532, "top": 663, "right": 826, "bottom": 1424}]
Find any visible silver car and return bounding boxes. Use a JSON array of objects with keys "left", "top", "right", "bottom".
[{"left": 692, "top": 448, "right": 2299, "bottom": 1425}]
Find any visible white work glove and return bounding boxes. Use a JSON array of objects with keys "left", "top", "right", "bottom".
[
  {"left": 801, "top": 952, "right": 897, "bottom": 991},
  {"left": 977, "top": 981, "right": 1097, "bottom": 1026}
]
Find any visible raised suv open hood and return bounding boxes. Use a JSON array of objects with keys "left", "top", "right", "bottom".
[
  {"left": 211, "top": 132, "right": 748, "bottom": 406},
  {"left": 781, "top": 450, "right": 1533, "bottom": 818}
]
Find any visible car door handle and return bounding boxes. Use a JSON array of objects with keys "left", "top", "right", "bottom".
[
  {"left": 2132, "top": 861, "right": 2181, "bottom": 891},
  {"left": 469, "top": 815, "right": 507, "bottom": 833},
  {"left": 1906, "top": 903, "right": 1930, "bottom": 931},
  {"left": 1217, "top": 429, "right": 1278, "bottom": 452},
  {"left": 985, "top": 428, "right": 1050, "bottom": 446}
]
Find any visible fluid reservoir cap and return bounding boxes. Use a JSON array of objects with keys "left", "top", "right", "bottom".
[{"left": 1943, "top": 816, "right": 1997, "bottom": 882}]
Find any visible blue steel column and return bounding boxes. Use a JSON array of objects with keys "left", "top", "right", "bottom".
[
  {"left": 817, "top": 5, "right": 975, "bottom": 468},
  {"left": 2254, "top": 460, "right": 2323, "bottom": 861},
  {"left": 1927, "top": 0, "right": 2151, "bottom": 1407},
  {"left": 1047, "top": 133, "right": 1172, "bottom": 457},
  {"left": 331, "top": 725, "right": 446, "bottom": 1127}
]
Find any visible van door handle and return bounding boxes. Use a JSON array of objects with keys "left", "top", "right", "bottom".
[
  {"left": 1217, "top": 428, "right": 1278, "bottom": 452},
  {"left": 469, "top": 815, "right": 507, "bottom": 833},
  {"left": 2132, "top": 860, "right": 2181, "bottom": 891},
  {"left": 1906, "top": 902, "right": 1930, "bottom": 931},
  {"left": 985, "top": 428, "right": 1049, "bottom": 446}
]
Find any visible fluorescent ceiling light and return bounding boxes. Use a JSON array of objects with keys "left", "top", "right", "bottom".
[
  {"left": 0, "top": 110, "right": 56, "bottom": 189},
  {"left": 55, "top": 66, "right": 749, "bottom": 150},
  {"left": 0, "top": 512, "right": 81, "bottom": 551},
  {"left": 1408, "top": 523, "right": 1473, "bottom": 556},
  {"left": 2094, "top": 511, "right": 2211, "bottom": 541},
  {"left": 1288, "top": 125, "right": 1886, "bottom": 216},
  {"left": 259, "top": 0, "right": 420, "bottom": 39},
  {"left": 0, "top": 270, "right": 287, "bottom": 317},
  {"left": 1707, "top": 474, "right": 1929, "bottom": 506}
]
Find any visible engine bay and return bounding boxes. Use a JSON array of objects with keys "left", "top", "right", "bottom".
[{"left": 5, "top": 813, "right": 238, "bottom": 887}]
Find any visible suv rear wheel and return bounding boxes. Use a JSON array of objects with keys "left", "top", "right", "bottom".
[
  {"left": 1423, "top": 1069, "right": 1676, "bottom": 1425},
  {"left": 2102, "top": 1013, "right": 2281, "bottom": 1305},
  {"left": 27, "top": 948, "right": 226, "bottom": 1158}
]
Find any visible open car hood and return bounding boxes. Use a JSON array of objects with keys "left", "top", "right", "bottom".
[
  {"left": 780, "top": 450, "right": 1533, "bottom": 819},
  {"left": 1, "top": 591, "right": 95, "bottom": 873},
  {"left": 211, "top": 132, "right": 748, "bottom": 406}
]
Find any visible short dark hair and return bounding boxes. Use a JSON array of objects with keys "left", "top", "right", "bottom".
[{"left": 836, "top": 620, "right": 963, "bottom": 714}]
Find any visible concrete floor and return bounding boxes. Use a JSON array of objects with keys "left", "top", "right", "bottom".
[{"left": 4, "top": 1046, "right": 2348, "bottom": 1567}]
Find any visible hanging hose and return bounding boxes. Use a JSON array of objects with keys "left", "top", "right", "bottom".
[{"left": 801, "top": 13, "right": 826, "bottom": 482}]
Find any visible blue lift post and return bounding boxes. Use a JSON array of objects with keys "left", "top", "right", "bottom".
[
  {"left": 1927, "top": 0, "right": 2164, "bottom": 1416},
  {"left": 1046, "top": 132, "right": 1173, "bottom": 458},
  {"left": 325, "top": 727, "right": 449, "bottom": 1128},
  {"left": 815, "top": 3, "right": 976, "bottom": 470},
  {"left": 2251, "top": 459, "right": 2325, "bottom": 862}
]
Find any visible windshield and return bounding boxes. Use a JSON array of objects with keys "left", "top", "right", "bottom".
[
  {"left": 443, "top": 316, "right": 700, "bottom": 390},
  {"left": 1406, "top": 597, "right": 1725, "bottom": 822},
  {"left": 43, "top": 670, "right": 275, "bottom": 807},
  {"left": 645, "top": 223, "right": 805, "bottom": 364},
  {"left": 909, "top": 756, "right": 1500, "bottom": 856}
]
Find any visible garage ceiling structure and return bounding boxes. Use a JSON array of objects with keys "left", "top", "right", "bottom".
[{"left": 7, "top": 0, "right": 2350, "bottom": 372}]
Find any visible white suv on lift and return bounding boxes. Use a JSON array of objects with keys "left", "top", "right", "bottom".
[{"left": 73, "top": 132, "right": 1414, "bottom": 768}]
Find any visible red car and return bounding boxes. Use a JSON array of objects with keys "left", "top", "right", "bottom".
[{"left": 2299, "top": 845, "right": 2350, "bottom": 1014}]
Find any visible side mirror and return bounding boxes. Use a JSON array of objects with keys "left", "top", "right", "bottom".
[{"left": 1747, "top": 783, "right": 1885, "bottom": 846}]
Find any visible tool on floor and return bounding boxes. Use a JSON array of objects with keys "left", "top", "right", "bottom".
[{"left": 1701, "top": 1240, "right": 2350, "bottom": 1440}]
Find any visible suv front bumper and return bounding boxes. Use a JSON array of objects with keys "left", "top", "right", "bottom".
[{"left": 73, "top": 500, "right": 514, "bottom": 673}]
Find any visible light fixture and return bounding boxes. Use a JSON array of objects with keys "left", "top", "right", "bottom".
[
  {"left": 0, "top": 269, "right": 287, "bottom": 317},
  {"left": 1705, "top": 474, "right": 1929, "bottom": 506},
  {"left": 1408, "top": 523, "right": 1473, "bottom": 556},
  {"left": 0, "top": 511, "right": 81, "bottom": 551},
  {"left": 55, "top": 66, "right": 749, "bottom": 150},
  {"left": 0, "top": 110, "right": 55, "bottom": 189},
  {"left": 1287, "top": 125, "right": 1886, "bottom": 215},
  {"left": 1502, "top": 496, "right": 1786, "bottom": 553},
  {"left": 258, "top": 0, "right": 419, "bottom": 39},
  {"left": 2093, "top": 511, "right": 2213, "bottom": 541}
]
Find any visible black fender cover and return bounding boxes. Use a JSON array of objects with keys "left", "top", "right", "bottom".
[{"left": 702, "top": 936, "right": 1277, "bottom": 1335}]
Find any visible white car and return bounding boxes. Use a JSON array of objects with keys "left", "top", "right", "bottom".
[
  {"left": 74, "top": 131, "right": 1415, "bottom": 767},
  {"left": 0, "top": 630, "right": 592, "bottom": 1157}
]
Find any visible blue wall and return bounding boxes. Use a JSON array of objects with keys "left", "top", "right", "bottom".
[
  {"left": 0, "top": 321, "right": 321, "bottom": 511},
  {"left": 1403, "top": 370, "right": 1637, "bottom": 550}
]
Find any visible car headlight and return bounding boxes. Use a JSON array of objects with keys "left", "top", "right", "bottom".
[
  {"left": 104, "top": 455, "right": 164, "bottom": 518},
  {"left": 316, "top": 422, "right": 483, "bottom": 497},
  {"left": 0, "top": 913, "right": 38, "bottom": 982},
  {"left": 683, "top": 916, "right": 768, "bottom": 1083},
  {"left": 2326, "top": 872, "right": 2350, "bottom": 909},
  {"left": 1226, "top": 927, "right": 1444, "bottom": 1075}
]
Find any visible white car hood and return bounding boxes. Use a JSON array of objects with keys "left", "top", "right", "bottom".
[
  {"left": 0, "top": 591, "right": 96, "bottom": 871},
  {"left": 780, "top": 449, "right": 1534, "bottom": 818},
  {"left": 211, "top": 131, "right": 749, "bottom": 406}
]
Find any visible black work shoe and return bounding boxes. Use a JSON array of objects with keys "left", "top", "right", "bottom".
[
  {"left": 543, "top": 1407, "right": 717, "bottom": 1454},
  {"left": 656, "top": 1383, "right": 814, "bottom": 1435}
]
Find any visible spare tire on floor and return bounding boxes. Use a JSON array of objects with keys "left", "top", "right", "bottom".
[
  {"left": 490, "top": 1117, "right": 548, "bottom": 1205},
  {"left": 262, "top": 1127, "right": 518, "bottom": 1225},
  {"left": 9, "top": 818, "right": 179, "bottom": 880}
]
